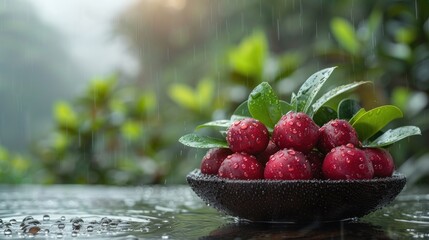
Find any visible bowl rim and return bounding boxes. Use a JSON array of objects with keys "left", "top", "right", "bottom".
[{"left": 187, "top": 169, "right": 406, "bottom": 184}]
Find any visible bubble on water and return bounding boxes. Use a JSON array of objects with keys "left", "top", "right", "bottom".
[
  {"left": 4, "top": 229, "right": 12, "bottom": 236},
  {"left": 43, "top": 215, "right": 50, "bottom": 221}
]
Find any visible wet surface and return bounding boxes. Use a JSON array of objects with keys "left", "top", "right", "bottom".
[{"left": 0, "top": 185, "right": 428, "bottom": 239}]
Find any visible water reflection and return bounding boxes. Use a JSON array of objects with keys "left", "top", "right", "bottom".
[{"left": 202, "top": 221, "right": 391, "bottom": 240}]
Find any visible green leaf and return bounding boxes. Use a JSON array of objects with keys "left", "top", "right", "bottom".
[
  {"left": 121, "top": 120, "right": 143, "bottom": 141},
  {"left": 338, "top": 99, "right": 361, "bottom": 120},
  {"left": 196, "top": 78, "right": 214, "bottom": 109},
  {"left": 313, "top": 106, "right": 337, "bottom": 126},
  {"left": 364, "top": 126, "right": 421, "bottom": 147},
  {"left": 231, "top": 100, "right": 252, "bottom": 120},
  {"left": 196, "top": 120, "right": 232, "bottom": 130},
  {"left": 179, "top": 134, "right": 228, "bottom": 148},
  {"left": 392, "top": 87, "right": 410, "bottom": 112},
  {"left": 349, "top": 108, "right": 366, "bottom": 125},
  {"left": 280, "top": 100, "right": 294, "bottom": 114},
  {"left": 168, "top": 83, "right": 197, "bottom": 111},
  {"left": 310, "top": 81, "right": 371, "bottom": 117},
  {"left": 352, "top": 105, "right": 404, "bottom": 141},
  {"left": 292, "top": 67, "right": 336, "bottom": 114},
  {"left": 54, "top": 101, "right": 78, "bottom": 129},
  {"left": 331, "top": 17, "right": 360, "bottom": 55},
  {"left": 228, "top": 31, "right": 267, "bottom": 80},
  {"left": 248, "top": 82, "right": 281, "bottom": 128}
]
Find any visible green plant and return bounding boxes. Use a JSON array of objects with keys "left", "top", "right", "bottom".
[
  {"left": 35, "top": 76, "right": 167, "bottom": 185},
  {"left": 180, "top": 67, "right": 421, "bottom": 152},
  {"left": 0, "top": 146, "right": 36, "bottom": 183}
]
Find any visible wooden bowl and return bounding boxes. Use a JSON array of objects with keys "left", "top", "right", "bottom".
[{"left": 187, "top": 169, "right": 406, "bottom": 223}]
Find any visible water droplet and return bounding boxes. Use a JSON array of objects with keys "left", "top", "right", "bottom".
[
  {"left": 58, "top": 223, "right": 65, "bottom": 230},
  {"left": 22, "top": 216, "right": 34, "bottom": 222},
  {"left": 240, "top": 123, "right": 248, "bottom": 130},
  {"left": 56, "top": 232, "right": 63, "bottom": 239},
  {"left": 4, "top": 229, "right": 12, "bottom": 236},
  {"left": 101, "top": 218, "right": 111, "bottom": 227},
  {"left": 359, "top": 164, "right": 365, "bottom": 169},
  {"left": 109, "top": 222, "right": 118, "bottom": 229},
  {"left": 71, "top": 231, "right": 78, "bottom": 237},
  {"left": 43, "top": 215, "right": 50, "bottom": 222},
  {"left": 87, "top": 226, "right": 94, "bottom": 232},
  {"left": 60, "top": 216, "right": 66, "bottom": 221},
  {"left": 250, "top": 92, "right": 261, "bottom": 99},
  {"left": 44, "top": 229, "right": 50, "bottom": 235},
  {"left": 9, "top": 219, "right": 17, "bottom": 224}
]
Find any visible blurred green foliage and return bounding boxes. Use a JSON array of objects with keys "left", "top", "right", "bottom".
[
  {"left": 1, "top": 0, "right": 429, "bottom": 185},
  {"left": 33, "top": 77, "right": 168, "bottom": 184}
]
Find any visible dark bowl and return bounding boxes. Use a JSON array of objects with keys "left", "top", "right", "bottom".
[{"left": 187, "top": 169, "right": 406, "bottom": 223}]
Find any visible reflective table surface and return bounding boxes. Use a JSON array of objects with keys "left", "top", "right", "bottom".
[{"left": 0, "top": 185, "right": 428, "bottom": 239}]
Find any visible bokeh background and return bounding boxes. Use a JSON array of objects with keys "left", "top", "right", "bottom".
[{"left": 1, "top": 0, "right": 429, "bottom": 186}]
